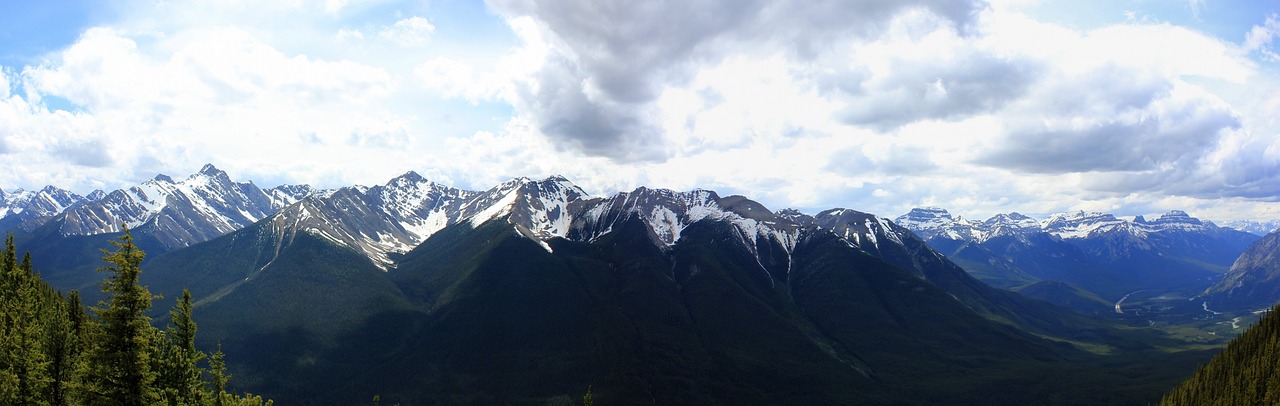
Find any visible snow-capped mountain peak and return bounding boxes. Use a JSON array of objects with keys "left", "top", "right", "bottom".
[
  {"left": 196, "top": 163, "right": 224, "bottom": 177},
  {"left": 895, "top": 207, "right": 954, "bottom": 228},
  {"left": 268, "top": 174, "right": 590, "bottom": 267},
  {"left": 976, "top": 212, "right": 1041, "bottom": 241},
  {"left": 461, "top": 175, "right": 588, "bottom": 239},
  {"left": 893, "top": 207, "right": 981, "bottom": 241},
  {"left": 0, "top": 186, "right": 86, "bottom": 230},
  {"left": 895, "top": 206, "right": 1254, "bottom": 246},
  {"left": 572, "top": 187, "right": 720, "bottom": 245},
  {"left": 48, "top": 164, "right": 313, "bottom": 250},
  {"left": 1039, "top": 211, "right": 1132, "bottom": 239},
  {"left": 265, "top": 175, "right": 479, "bottom": 269},
  {"left": 267, "top": 184, "right": 324, "bottom": 208},
  {"left": 568, "top": 187, "right": 800, "bottom": 260},
  {"left": 1141, "top": 210, "right": 1212, "bottom": 233}
]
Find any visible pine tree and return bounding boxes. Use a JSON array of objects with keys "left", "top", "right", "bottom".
[
  {"left": 209, "top": 345, "right": 229, "bottom": 406},
  {"left": 45, "top": 290, "right": 88, "bottom": 405},
  {"left": 83, "top": 226, "right": 160, "bottom": 405},
  {"left": 0, "top": 235, "right": 52, "bottom": 405},
  {"left": 156, "top": 289, "right": 205, "bottom": 406},
  {"left": 0, "top": 234, "right": 21, "bottom": 401},
  {"left": 41, "top": 287, "right": 71, "bottom": 406}
]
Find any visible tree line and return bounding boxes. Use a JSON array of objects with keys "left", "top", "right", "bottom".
[
  {"left": 0, "top": 227, "right": 271, "bottom": 405},
  {"left": 1162, "top": 303, "right": 1280, "bottom": 405}
]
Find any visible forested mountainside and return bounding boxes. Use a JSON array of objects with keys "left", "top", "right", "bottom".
[{"left": 1162, "top": 305, "right": 1280, "bottom": 405}]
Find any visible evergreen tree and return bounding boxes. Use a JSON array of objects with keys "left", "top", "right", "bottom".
[
  {"left": 209, "top": 345, "right": 229, "bottom": 406},
  {"left": 83, "top": 226, "right": 161, "bottom": 405},
  {"left": 40, "top": 286, "right": 71, "bottom": 405},
  {"left": 203, "top": 344, "right": 272, "bottom": 405},
  {"left": 0, "top": 234, "right": 52, "bottom": 405},
  {"left": 156, "top": 289, "right": 205, "bottom": 406},
  {"left": 0, "top": 233, "right": 21, "bottom": 401},
  {"left": 45, "top": 290, "right": 88, "bottom": 405}
]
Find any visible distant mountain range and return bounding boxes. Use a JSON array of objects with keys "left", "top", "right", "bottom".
[
  {"left": 0, "top": 185, "right": 87, "bottom": 231},
  {"left": 893, "top": 207, "right": 1260, "bottom": 309},
  {"left": 0, "top": 165, "right": 1270, "bottom": 403},
  {"left": 1222, "top": 219, "right": 1280, "bottom": 236}
]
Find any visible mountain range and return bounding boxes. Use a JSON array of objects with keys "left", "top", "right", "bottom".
[
  {"left": 893, "top": 207, "right": 1260, "bottom": 306},
  {"left": 0, "top": 185, "right": 88, "bottom": 231},
  {"left": 1, "top": 165, "right": 1271, "bottom": 404},
  {"left": 1221, "top": 220, "right": 1280, "bottom": 236}
]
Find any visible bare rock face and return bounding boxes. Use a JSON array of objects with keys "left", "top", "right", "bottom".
[{"left": 1203, "top": 231, "right": 1280, "bottom": 310}]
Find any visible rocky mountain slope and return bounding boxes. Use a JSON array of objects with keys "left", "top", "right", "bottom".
[{"left": 1201, "top": 230, "right": 1280, "bottom": 310}]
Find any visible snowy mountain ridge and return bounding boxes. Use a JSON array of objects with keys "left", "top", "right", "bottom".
[
  {"left": 268, "top": 174, "right": 813, "bottom": 269},
  {"left": 11, "top": 166, "right": 1263, "bottom": 286},
  {"left": 1223, "top": 219, "right": 1280, "bottom": 236},
  {"left": 17, "top": 164, "right": 322, "bottom": 250},
  {"left": 896, "top": 207, "right": 1232, "bottom": 243},
  {"left": 0, "top": 186, "right": 89, "bottom": 231}
]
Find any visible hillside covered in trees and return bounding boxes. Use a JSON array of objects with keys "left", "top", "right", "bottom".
[
  {"left": 1163, "top": 305, "right": 1280, "bottom": 405},
  {"left": 0, "top": 228, "right": 270, "bottom": 405}
]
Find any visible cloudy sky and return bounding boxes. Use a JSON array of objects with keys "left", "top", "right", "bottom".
[{"left": 2, "top": 0, "right": 1279, "bottom": 222}]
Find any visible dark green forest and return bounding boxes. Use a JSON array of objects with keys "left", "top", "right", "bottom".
[
  {"left": 1162, "top": 304, "right": 1280, "bottom": 405},
  {"left": 0, "top": 228, "right": 270, "bottom": 405}
]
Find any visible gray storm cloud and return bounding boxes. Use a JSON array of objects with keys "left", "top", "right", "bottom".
[
  {"left": 834, "top": 52, "right": 1042, "bottom": 131},
  {"left": 488, "top": 0, "right": 987, "bottom": 162},
  {"left": 977, "top": 66, "right": 1240, "bottom": 176}
]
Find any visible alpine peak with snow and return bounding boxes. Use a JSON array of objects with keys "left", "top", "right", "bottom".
[
  {"left": 895, "top": 207, "right": 1240, "bottom": 243},
  {"left": 892, "top": 206, "right": 1262, "bottom": 302},
  {"left": 31, "top": 164, "right": 316, "bottom": 250},
  {"left": 0, "top": 185, "right": 87, "bottom": 231}
]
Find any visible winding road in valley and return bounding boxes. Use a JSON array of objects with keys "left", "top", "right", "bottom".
[{"left": 1114, "top": 290, "right": 1145, "bottom": 314}]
